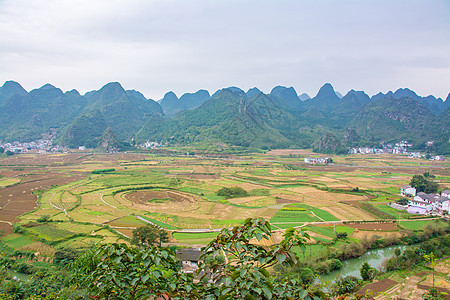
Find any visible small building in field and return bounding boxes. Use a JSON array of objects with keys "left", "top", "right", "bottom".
[
  {"left": 400, "top": 185, "right": 416, "bottom": 197},
  {"left": 176, "top": 248, "right": 203, "bottom": 273},
  {"left": 304, "top": 157, "right": 333, "bottom": 164}
]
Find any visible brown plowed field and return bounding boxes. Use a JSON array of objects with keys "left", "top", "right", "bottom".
[
  {"left": 189, "top": 174, "right": 221, "bottom": 179},
  {"left": 125, "top": 190, "right": 196, "bottom": 205},
  {"left": 345, "top": 222, "right": 398, "bottom": 231},
  {"left": 0, "top": 172, "right": 84, "bottom": 235}
]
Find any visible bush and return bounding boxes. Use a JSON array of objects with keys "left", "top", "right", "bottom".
[
  {"left": 216, "top": 186, "right": 248, "bottom": 198},
  {"left": 396, "top": 198, "right": 409, "bottom": 205},
  {"left": 91, "top": 168, "right": 115, "bottom": 174},
  {"left": 37, "top": 215, "right": 51, "bottom": 223},
  {"left": 334, "top": 232, "right": 348, "bottom": 241},
  {"left": 332, "top": 276, "right": 360, "bottom": 295},
  {"left": 360, "top": 262, "right": 376, "bottom": 281}
]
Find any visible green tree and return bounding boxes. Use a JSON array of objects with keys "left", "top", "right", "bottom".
[
  {"left": 198, "top": 217, "right": 322, "bottom": 299},
  {"left": 360, "top": 262, "right": 376, "bottom": 281},
  {"left": 410, "top": 175, "right": 438, "bottom": 194},
  {"left": 71, "top": 243, "right": 198, "bottom": 300},
  {"left": 5, "top": 150, "right": 13, "bottom": 156},
  {"left": 0, "top": 147, "right": 4, "bottom": 153},
  {"left": 217, "top": 186, "right": 248, "bottom": 198},
  {"left": 131, "top": 224, "right": 169, "bottom": 248}
]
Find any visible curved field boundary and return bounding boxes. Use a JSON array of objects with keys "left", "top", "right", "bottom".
[{"left": 98, "top": 193, "right": 117, "bottom": 209}]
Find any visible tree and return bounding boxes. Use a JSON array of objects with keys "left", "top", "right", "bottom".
[
  {"left": 360, "top": 262, "right": 376, "bottom": 281},
  {"left": 198, "top": 217, "right": 322, "bottom": 299},
  {"left": 0, "top": 147, "right": 4, "bottom": 153},
  {"left": 71, "top": 243, "right": 198, "bottom": 300},
  {"left": 216, "top": 186, "right": 248, "bottom": 198},
  {"left": 5, "top": 150, "right": 13, "bottom": 156},
  {"left": 410, "top": 175, "right": 438, "bottom": 194},
  {"left": 131, "top": 223, "right": 169, "bottom": 248}
]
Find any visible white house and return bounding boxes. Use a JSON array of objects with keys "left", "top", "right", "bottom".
[
  {"left": 441, "top": 190, "right": 450, "bottom": 199},
  {"left": 304, "top": 157, "right": 333, "bottom": 164},
  {"left": 400, "top": 185, "right": 416, "bottom": 197},
  {"left": 434, "top": 197, "right": 450, "bottom": 214},
  {"left": 408, "top": 192, "right": 438, "bottom": 214}
]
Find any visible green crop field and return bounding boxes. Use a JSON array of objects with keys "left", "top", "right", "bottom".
[
  {"left": 1, "top": 234, "right": 34, "bottom": 249},
  {"left": 172, "top": 232, "right": 219, "bottom": 244},
  {"left": 26, "top": 224, "right": 75, "bottom": 242},
  {"left": 399, "top": 219, "right": 448, "bottom": 231}
]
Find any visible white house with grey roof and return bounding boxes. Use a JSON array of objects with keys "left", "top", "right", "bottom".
[
  {"left": 407, "top": 191, "right": 450, "bottom": 214},
  {"left": 401, "top": 185, "right": 416, "bottom": 197},
  {"left": 441, "top": 190, "right": 450, "bottom": 199}
]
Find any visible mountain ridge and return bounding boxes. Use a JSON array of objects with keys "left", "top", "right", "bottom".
[{"left": 1, "top": 80, "right": 448, "bottom": 154}]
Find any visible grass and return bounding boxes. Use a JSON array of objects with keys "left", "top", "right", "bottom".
[
  {"left": 107, "top": 215, "right": 147, "bottom": 227},
  {"left": 172, "top": 232, "right": 219, "bottom": 244},
  {"left": 26, "top": 224, "right": 74, "bottom": 242},
  {"left": 306, "top": 225, "right": 355, "bottom": 238},
  {"left": 398, "top": 219, "right": 448, "bottom": 231},
  {"left": 275, "top": 203, "right": 340, "bottom": 222},
  {"left": 139, "top": 215, "right": 178, "bottom": 230},
  {"left": 374, "top": 203, "right": 411, "bottom": 219},
  {"left": 0, "top": 178, "right": 20, "bottom": 187},
  {"left": 271, "top": 209, "right": 320, "bottom": 224},
  {"left": 1, "top": 234, "right": 34, "bottom": 249}
]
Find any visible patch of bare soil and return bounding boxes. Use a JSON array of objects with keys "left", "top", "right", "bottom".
[
  {"left": 358, "top": 278, "right": 397, "bottom": 296},
  {"left": 125, "top": 190, "right": 195, "bottom": 205},
  {"left": 346, "top": 222, "right": 398, "bottom": 231},
  {"left": 0, "top": 172, "right": 85, "bottom": 233},
  {"left": 189, "top": 174, "right": 221, "bottom": 179}
]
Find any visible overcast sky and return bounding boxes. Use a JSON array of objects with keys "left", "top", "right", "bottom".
[{"left": 0, "top": 0, "right": 449, "bottom": 100}]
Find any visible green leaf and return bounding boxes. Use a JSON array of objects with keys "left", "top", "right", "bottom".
[
  {"left": 276, "top": 253, "right": 286, "bottom": 264},
  {"left": 131, "top": 277, "right": 139, "bottom": 286},
  {"left": 262, "top": 287, "right": 272, "bottom": 299},
  {"left": 240, "top": 268, "right": 247, "bottom": 278},
  {"left": 141, "top": 274, "right": 149, "bottom": 283}
]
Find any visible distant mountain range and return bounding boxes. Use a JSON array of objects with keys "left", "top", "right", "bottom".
[{"left": 0, "top": 80, "right": 449, "bottom": 154}]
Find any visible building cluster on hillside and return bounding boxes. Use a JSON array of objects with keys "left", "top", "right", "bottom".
[
  {"left": 0, "top": 139, "right": 67, "bottom": 154},
  {"left": 304, "top": 157, "right": 333, "bottom": 164},
  {"left": 348, "top": 140, "right": 444, "bottom": 160},
  {"left": 400, "top": 185, "right": 450, "bottom": 215},
  {"left": 137, "top": 141, "right": 164, "bottom": 149}
]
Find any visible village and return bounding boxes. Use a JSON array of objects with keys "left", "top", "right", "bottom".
[
  {"left": 348, "top": 140, "right": 444, "bottom": 160},
  {"left": 0, "top": 139, "right": 67, "bottom": 154},
  {"left": 398, "top": 185, "right": 450, "bottom": 215}
]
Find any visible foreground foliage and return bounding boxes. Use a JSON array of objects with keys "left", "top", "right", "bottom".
[{"left": 71, "top": 218, "right": 329, "bottom": 299}]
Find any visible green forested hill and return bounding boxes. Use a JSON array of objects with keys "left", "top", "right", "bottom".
[{"left": 0, "top": 80, "right": 448, "bottom": 154}]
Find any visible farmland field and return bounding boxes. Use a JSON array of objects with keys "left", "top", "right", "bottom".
[{"left": 0, "top": 150, "right": 448, "bottom": 248}]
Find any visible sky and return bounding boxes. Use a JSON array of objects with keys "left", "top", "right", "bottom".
[{"left": 0, "top": 0, "right": 449, "bottom": 100}]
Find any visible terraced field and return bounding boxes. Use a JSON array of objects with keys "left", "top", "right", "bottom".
[{"left": 0, "top": 150, "right": 447, "bottom": 247}]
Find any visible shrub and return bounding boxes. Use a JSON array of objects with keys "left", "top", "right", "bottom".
[
  {"left": 332, "top": 276, "right": 360, "bottom": 295},
  {"left": 91, "top": 168, "right": 115, "bottom": 174},
  {"left": 216, "top": 186, "right": 248, "bottom": 198},
  {"left": 396, "top": 198, "right": 409, "bottom": 205}
]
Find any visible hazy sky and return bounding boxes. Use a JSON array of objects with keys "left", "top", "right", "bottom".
[{"left": 1, "top": 0, "right": 449, "bottom": 100}]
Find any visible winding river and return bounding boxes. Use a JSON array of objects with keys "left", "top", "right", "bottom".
[{"left": 319, "top": 245, "right": 411, "bottom": 285}]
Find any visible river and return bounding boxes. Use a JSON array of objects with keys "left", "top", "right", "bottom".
[{"left": 318, "top": 245, "right": 410, "bottom": 285}]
